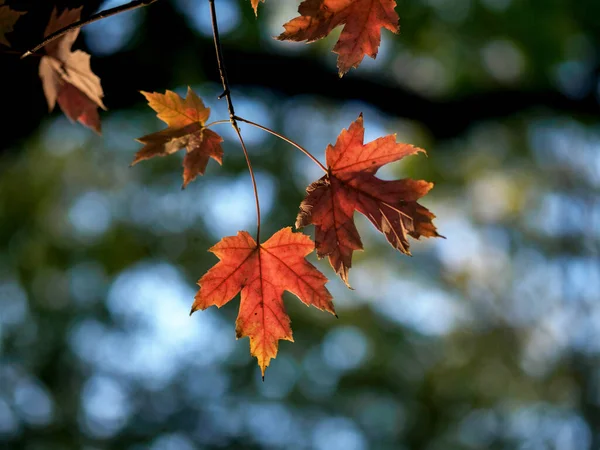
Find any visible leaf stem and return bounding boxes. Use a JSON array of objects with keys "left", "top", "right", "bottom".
[
  {"left": 208, "top": 0, "right": 260, "bottom": 242},
  {"left": 235, "top": 116, "right": 328, "bottom": 173},
  {"left": 21, "top": 0, "right": 160, "bottom": 59},
  {"left": 205, "top": 119, "right": 231, "bottom": 128},
  {"left": 235, "top": 127, "right": 261, "bottom": 243}
]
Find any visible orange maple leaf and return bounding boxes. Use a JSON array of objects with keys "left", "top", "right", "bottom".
[
  {"left": 133, "top": 87, "right": 224, "bottom": 188},
  {"left": 191, "top": 227, "right": 335, "bottom": 376},
  {"left": 277, "top": 0, "right": 399, "bottom": 76},
  {"left": 249, "top": 0, "right": 264, "bottom": 15},
  {"left": 0, "top": 0, "right": 25, "bottom": 47},
  {"left": 38, "top": 7, "right": 106, "bottom": 133},
  {"left": 296, "top": 114, "right": 441, "bottom": 286}
]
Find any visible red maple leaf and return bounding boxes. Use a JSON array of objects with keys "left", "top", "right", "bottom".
[
  {"left": 191, "top": 227, "right": 335, "bottom": 376},
  {"left": 133, "top": 87, "right": 224, "bottom": 188},
  {"left": 38, "top": 7, "right": 106, "bottom": 133},
  {"left": 277, "top": 0, "right": 399, "bottom": 76},
  {"left": 296, "top": 114, "right": 441, "bottom": 286}
]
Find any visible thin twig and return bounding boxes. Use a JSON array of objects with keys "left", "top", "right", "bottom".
[
  {"left": 21, "top": 0, "right": 160, "bottom": 59},
  {"left": 235, "top": 116, "right": 328, "bottom": 173},
  {"left": 208, "top": 0, "right": 260, "bottom": 243},
  {"left": 208, "top": 0, "right": 235, "bottom": 119}
]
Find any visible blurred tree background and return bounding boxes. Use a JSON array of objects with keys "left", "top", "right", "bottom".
[{"left": 1, "top": 0, "right": 599, "bottom": 449}]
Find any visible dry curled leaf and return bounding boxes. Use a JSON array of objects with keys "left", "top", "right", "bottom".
[
  {"left": 38, "top": 7, "right": 106, "bottom": 133},
  {"left": 191, "top": 227, "right": 335, "bottom": 376},
  {"left": 133, "top": 87, "right": 224, "bottom": 188},
  {"left": 0, "top": 0, "right": 25, "bottom": 47},
  {"left": 277, "top": 0, "right": 399, "bottom": 76},
  {"left": 296, "top": 114, "right": 441, "bottom": 286}
]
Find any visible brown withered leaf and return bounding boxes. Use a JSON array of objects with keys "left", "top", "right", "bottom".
[
  {"left": 277, "top": 0, "right": 399, "bottom": 76},
  {"left": 38, "top": 7, "right": 106, "bottom": 133},
  {"left": 133, "top": 88, "right": 224, "bottom": 188},
  {"left": 0, "top": 0, "right": 25, "bottom": 47},
  {"left": 296, "top": 114, "right": 441, "bottom": 286}
]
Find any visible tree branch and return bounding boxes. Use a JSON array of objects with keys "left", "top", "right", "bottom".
[
  {"left": 208, "top": 0, "right": 260, "bottom": 243},
  {"left": 20, "top": 0, "right": 160, "bottom": 58}
]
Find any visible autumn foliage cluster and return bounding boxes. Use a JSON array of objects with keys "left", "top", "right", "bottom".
[{"left": 1, "top": 0, "right": 441, "bottom": 376}]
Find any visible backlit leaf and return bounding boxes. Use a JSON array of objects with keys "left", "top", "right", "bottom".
[
  {"left": 191, "top": 227, "right": 335, "bottom": 376},
  {"left": 277, "top": 0, "right": 399, "bottom": 76},
  {"left": 133, "top": 87, "right": 224, "bottom": 188},
  {"left": 296, "top": 114, "right": 441, "bottom": 286}
]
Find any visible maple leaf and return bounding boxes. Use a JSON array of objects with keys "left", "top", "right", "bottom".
[
  {"left": 133, "top": 87, "right": 224, "bottom": 188},
  {"left": 296, "top": 114, "right": 441, "bottom": 286},
  {"left": 191, "top": 227, "right": 335, "bottom": 376},
  {"left": 38, "top": 7, "right": 106, "bottom": 133},
  {"left": 277, "top": 0, "right": 399, "bottom": 76},
  {"left": 0, "top": 0, "right": 25, "bottom": 47}
]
